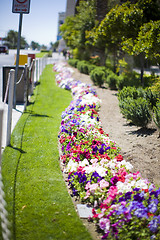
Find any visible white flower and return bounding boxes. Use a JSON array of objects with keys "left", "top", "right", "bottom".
[
  {"left": 96, "top": 166, "right": 107, "bottom": 177},
  {"left": 117, "top": 160, "right": 133, "bottom": 171},
  {"left": 66, "top": 160, "right": 78, "bottom": 173},
  {"left": 106, "top": 160, "right": 117, "bottom": 169},
  {"left": 116, "top": 181, "right": 133, "bottom": 193},
  {"left": 135, "top": 179, "right": 148, "bottom": 189},
  {"left": 84, "top": 165, "right": 97, "bottom": 174},
  {"left": 79, "top": 159, "right": 89, "bottom": 167}
]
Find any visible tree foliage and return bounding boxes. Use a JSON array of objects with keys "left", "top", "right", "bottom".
[
  {"left": 30, "top": 41, "right": 40, "bottom": 50},
  {"left": 4, "top": 30, "right": 28, "bottom": 49},
  {"left": 61, "top": 0, "right": 160, "bottom": 75},
  {"left": 61, "top": 0, "right": 97, "bottom": 59},
  {"left": 60, "top": 16, "right": 78, "bottom": 48}
]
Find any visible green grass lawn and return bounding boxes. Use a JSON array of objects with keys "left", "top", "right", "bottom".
[
  {"left": 1, "top": 65, "right": 93, "bottom": 240},
  {"left": 36, "top": 51, "right": 52, "bottom": 58},
  {"left": 36, "top": 52, "right": 48, "bottom": 58}
]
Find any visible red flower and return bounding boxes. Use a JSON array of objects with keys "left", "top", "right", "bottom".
[
  {"left": 147, "top": 212, "right": 154, "bottom": 217},
  {"left": 142, "top": 189, "right": 149, "bottom": 193},
  {"left": 115, "top": 154, "right": 123, "bottom": 162},
  {"left": 77, "top": 166, "right": 85, "bottom": 173},
  {"left": 118, "top": 175, "right": 125, "bottom": 182}
]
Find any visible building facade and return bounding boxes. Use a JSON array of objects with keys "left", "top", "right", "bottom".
[
  {"left": 65, "top": 0, "right": 76, "bottom": 17},
  {"left": 57, "top": 12, "right": 66, "bottom": 41}
]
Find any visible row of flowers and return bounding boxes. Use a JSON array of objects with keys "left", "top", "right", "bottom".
[{"left": 53, "top": 62, "right": 160, "bottom": 240}]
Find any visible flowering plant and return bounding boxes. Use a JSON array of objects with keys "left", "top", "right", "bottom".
[{"left": 53, "top": 63, "right": 160, "bottom": 239}]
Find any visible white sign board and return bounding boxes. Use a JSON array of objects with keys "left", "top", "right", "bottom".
[{"left": 12, "top": 0, "right": 31, "bottom": 14}]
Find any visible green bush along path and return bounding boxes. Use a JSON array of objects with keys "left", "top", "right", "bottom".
[{"left": 1, "top": 65, "right": 92, "bottom": 240}]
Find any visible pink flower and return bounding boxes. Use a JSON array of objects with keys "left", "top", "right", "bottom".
[
  {"left": 85, "top": 182, "right": 91, "bottom": 190},
  {"left": 84, "top": 190, "right": 90, "bottom": 199},
  {"left": 99, "top": 218, "right": 110, "bottom": 232},
  {"left": 100, "top": 179, "right": 109, "bottom": 189},
  {"left": 90, "top": 183, "right": 99, "bottom": 192},
  {"left": 103, "top": 186, "right": 118, "bottom": 204}
]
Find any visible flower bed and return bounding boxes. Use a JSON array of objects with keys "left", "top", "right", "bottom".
[{"left": 53, "top": 62, "right": 160, "bottom": 240}]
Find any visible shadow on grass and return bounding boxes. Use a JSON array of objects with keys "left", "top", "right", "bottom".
[
  {"left": 27, "top": 101, "right": 35, "bottom": 106},
  {"left": 25, "top": 110, "right": 53, "bottom": 118},
  {"left": 8, "top": 145, "right": 27, "bottom": 154}
]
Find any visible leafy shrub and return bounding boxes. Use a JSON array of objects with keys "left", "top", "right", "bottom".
[
  {"left": 118, "top": 86, "right": 145, "bottom": 102},
  {"left": 153, "top": 101, "right": 160, "bottom": 135},
  {"left": 116, "top": 71, "right": 141, "bottom": 90},
  {"left": 77, "top": 61, "right": 88, "bottom": 74},
  {"left": 145, "top": 88, "right": 159, "bottom": 110},
  {"left": 119, "top": 97, "right": 152, "bottom": 128},
  {"left": 149, "top": 77, "right": 160, "bottom": 98},
  {"left": 68, "top": 59, "right": 79, "bottom": 68},
  {"left": 87, "top": 64, "right": 96, "bottom": 74},
  {"left": 105, "top": 57, "right": 114, "bottom": 71},
  {"left": 90, "top": 67, "right": 105, "bottom": 87},
  {"left": 104, "top": 72, "right": 119, "bottom": 90},
  {"left": 104, "top": 68, "right": 114, "bottom": 77},
  {"left": 72, "top": 48, "right": 80, "bottom": 59}
]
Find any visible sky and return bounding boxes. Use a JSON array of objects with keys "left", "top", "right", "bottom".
[{"left": 0, "top": 0, "right": 67, "bottom": 47}]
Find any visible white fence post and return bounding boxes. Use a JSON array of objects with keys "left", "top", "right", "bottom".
[
  {"left": 6, "top": 69, "right": 15, "bottom": 146},
  {"left": 0, "top": 106, "right": 11, "bottom": 240},
  {"left": 0, "top": 107, "right": 3, "bottom": 154},
  {"left": 24, "top": 64, "right": 28, "bottom": 110}
]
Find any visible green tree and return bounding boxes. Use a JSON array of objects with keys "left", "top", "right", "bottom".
[
  {"left": 4, "top": 30, "right": 28, "bottom": 49},
  {"left": 49, "top": 41, "right": 59, "bottom": 51},
  {"left": 123, "top": 20, "right": 160, "bottom": 84},
  {"left": 30, "top": 41, "right": 40, "bottom": 50},
  {"left": 60, "top": 16, "right": 78, "bottom": 49},
  {"left": 61, "top": 0, "right": 96, "bottom": 60},
  {"left": 89, "top": 2, "right": 142, "bottom": 69}
]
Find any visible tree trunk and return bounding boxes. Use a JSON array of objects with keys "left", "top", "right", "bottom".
[
  {"left": 139, "top": 53, "right": 145, "bottom": 86},
  {"left": 94, "top": 48, "right": 106, "bottom": 66}
]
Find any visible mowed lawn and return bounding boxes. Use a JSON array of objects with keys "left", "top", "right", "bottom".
[{"left": 1, "top": 64, "right": 92, "bottom": 240}]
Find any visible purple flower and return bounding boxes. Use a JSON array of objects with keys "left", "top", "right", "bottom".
[
  {"left": 125, "top": 191, "right": 132, "bottom": 201},
  {"left": 91, "top": 171, "right": 101, "bottom": 179},
  {"left": 116, "top": 205, "right": 127, "bottom": 215},
  {"left": 72, "top": 187, "right": 78, "bottom": 196},
  {"left": 111, "top": 176, "right": 119, "bottom": 185},
  {"left": 102, "top": 232, "right": 110, "bottom": 239},
  {"left": 148, "top": 218, "right": 159, "bottom": 233},
  {"left": 150, "top": 187, "right": 160, "bottom": 198},
  {"left": 148, "top": 200, "right": 158, "bottom": 213},
  {"left": 128, "top": 201, "right": 141, "bottom": 211},
  {"left": 78, "top": 172, "right": 87, "bottom": 184},
  {"left": 133, "top": 192, "right": 144, "bottom": 202},
  {"left": 134, "top": 205, "right": 148, "bottom": 219},
  {"left": 99, "top": 147, "right": 105, "bottom": 154},
  {"left": 118, "top": 197, "right": 125, "bottom": 202},
  {"left": 92, "top": 146, "right": 98, "bottom": 153},
  {"left": 133, "top": 188, "right": 140, "bottom": 192},
  {"left": 149, "top": 184, "right": 155, "bottom": 193},
  {"left": 66, "top": 142, "right": 71, "bottom": 151}
]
